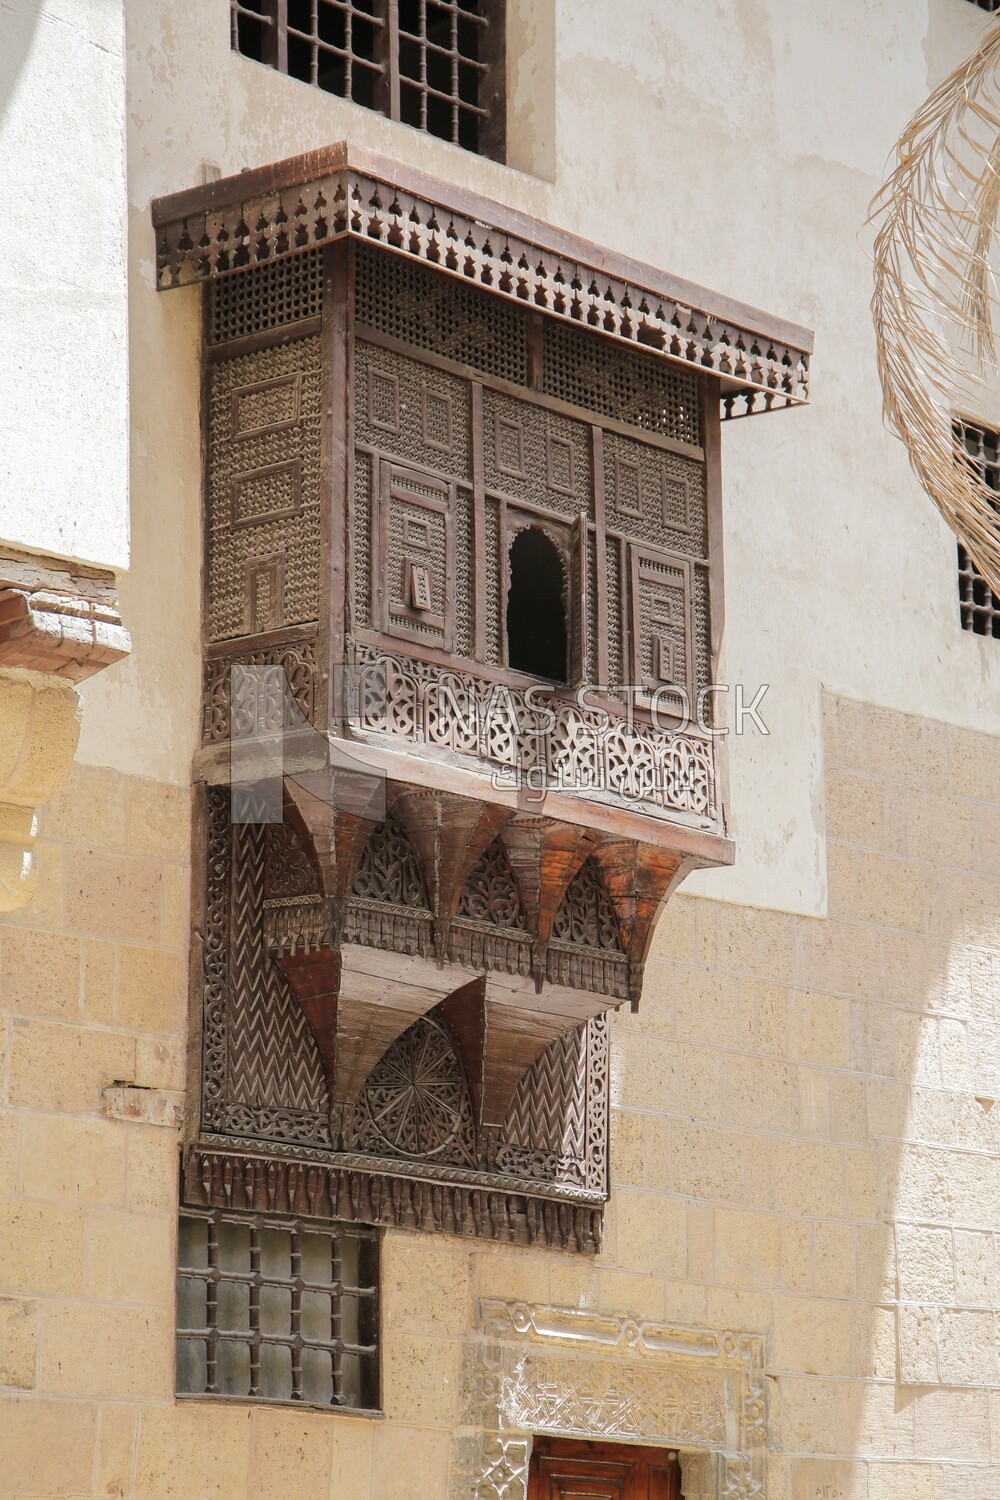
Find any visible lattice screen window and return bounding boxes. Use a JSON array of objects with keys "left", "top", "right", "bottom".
[
  {"left": 231, "top": 0, "right": 505, "bottom": 159},
  {"left": 175, "top": 1208, "right": 379, "bottom": 1409},
  {"left": 955, "top": 419, "right": 1000, "bottom": 638}
]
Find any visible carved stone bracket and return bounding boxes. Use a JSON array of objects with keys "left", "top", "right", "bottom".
[
  {"left": 453, "top": 1301, "right": 769, "bottom": 1500},
  {"left": 0, "top": 672, "right": 81, "bottom": 910},
  {"left": 0, "top": 556, "right": 130, "bottom": 910},
  {"left": 0, "top": 587, "right": 129, "bottom": 681}
]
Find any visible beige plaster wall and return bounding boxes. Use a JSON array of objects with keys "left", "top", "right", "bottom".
[
  {"left": 0, "top": 0, "right": 130, "bottom": 570},
  {"left": 5, "top": 699, "right": 1000, "bottom": 1496}
]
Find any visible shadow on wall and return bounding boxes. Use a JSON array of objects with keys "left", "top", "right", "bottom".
[
  {"left": 593, "top": 689, "right": 1000, "bottom": 1497},
  {"left": 0, "top": 2, "right": 43, "bottom": 127}
]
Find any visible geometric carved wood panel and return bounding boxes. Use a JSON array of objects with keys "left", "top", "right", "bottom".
[
  {"left": 376, "top": 461, "right": 455, "bottom": 650},
  {"left": 629, "top": 545, "right": 694, "bottom": 705},
  {"left": 206, "top": 336, "right": 323, "bottom": 642},
  {"left": 193, "top": 789, "right": 613, "bottom": 1252}
]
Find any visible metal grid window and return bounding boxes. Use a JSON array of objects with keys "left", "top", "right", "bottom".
[
  {"left": 176, "top": 1208, "right": 379, "bottom": 1409},
  {"left": 955, "top": 419, "right": 1000, "bottom": 638},
  {"left": 231, "top": 0, "right": 505, "bottom": 159}
]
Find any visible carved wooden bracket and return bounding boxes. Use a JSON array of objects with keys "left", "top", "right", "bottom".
[
  {"left": 437, "top": 972, "right": 608, "bottom": 1131},
  {"left": 271, "top": 777, "right": 694, "bottom": 1145}
]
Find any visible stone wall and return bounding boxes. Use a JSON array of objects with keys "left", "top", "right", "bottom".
[{"left": 4, "top": 696, "right": 1000, "bottom": 1497}]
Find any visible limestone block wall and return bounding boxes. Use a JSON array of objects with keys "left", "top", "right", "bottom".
[{"left": 3, "top": 695, "right": 1000, "bottom": 1498}]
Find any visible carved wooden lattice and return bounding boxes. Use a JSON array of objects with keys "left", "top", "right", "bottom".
[
  {"left": 551, "top": 860, "right": 623, "bottom": 952},
  {"left": 352, "top": 647, "right": 719, "bottom": 831},
  {"left": 203, "top": 637, "right": 317, "bottom": 744},
  {"left": 353, "top": 813, "right": 427, "bottom": 907},
  {"left": 455, "top": 840, "right": 527, "bottom": 928},
  {"left": 185, "top": 205, "right": 742, "bottom": 1258},
  {"left": 206, "top": 335, "right": 323, "bottom": 642},
  {"left": 210, "top": 248, "right": 323, "bottom": 345}
]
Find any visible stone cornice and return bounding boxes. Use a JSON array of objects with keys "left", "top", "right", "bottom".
[{"left": 0, "top": 555, "right": 130, "bottom": 682}]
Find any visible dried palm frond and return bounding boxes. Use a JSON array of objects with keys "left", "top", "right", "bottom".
[{"left": 870, "top": 21, "right": 1000, "bottom": 593}]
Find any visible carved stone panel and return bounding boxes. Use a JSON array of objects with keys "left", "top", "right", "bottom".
[{"left": 453, "top": 1302, "right": 769, "bottom": 1500}]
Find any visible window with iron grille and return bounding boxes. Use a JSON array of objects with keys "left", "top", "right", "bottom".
[
  {"left": 955, "top": 419, "right": 1000, "bottom": 638},
  {"left": 231, "top": 0, "right": 505, "bottom": 159},
  {"left": 175, "top": 1208, "right": 380, "bottom": 1409}
]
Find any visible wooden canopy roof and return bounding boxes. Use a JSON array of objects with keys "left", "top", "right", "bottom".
[{"left": 152, "top": 142, "right": 812, "bottom": 420}]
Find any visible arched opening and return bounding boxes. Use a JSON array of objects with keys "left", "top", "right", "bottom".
[{"left": 506, "top": 527, "right": 568, "bottom": 682}]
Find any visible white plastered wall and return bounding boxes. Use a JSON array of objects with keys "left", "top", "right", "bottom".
[
  {"left": 0, "top": 0, "right": 129, "bottom": 569},
  {"left": 85, "top": 0, "right": 1000, "bottom": 912}
]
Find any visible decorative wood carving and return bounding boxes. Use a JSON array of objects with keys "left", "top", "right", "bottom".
[
  {"left": 353, "top": 1014, "right": 477, "bottom": 1167},
  {"left": 180, "top": 187, "right": 765, "bottom": 1251},
  {"left": 182, "top": 1142, "right": 604, "bottom": 1254},
  {"left": 193, "top": 788, "right": 619, "bottom": 1247},
  {"left": 152, "top": 142, "right": 812, "bottom": 418},
  {"left": 351, "top": 646, "right": 721, "bottom": 832}
]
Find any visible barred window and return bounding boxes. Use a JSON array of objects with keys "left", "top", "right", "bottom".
[
  {"left": 231, "top": 0, "right": 505, "bottom": 159},
  {"left": 955, "top": 419, "right": 1000, "bottom": 639},
  {"left": 175, "top": 1208, "right": 379, "bottom": 1409}
]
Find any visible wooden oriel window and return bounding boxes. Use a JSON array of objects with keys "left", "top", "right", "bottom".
[
  {"left": 231, "top": 0, "right": 506, "bottom": 159},
  {"left": 954, "top": 418, "right": 1000, "bottom": 638},
  {"left": 528, "top": 1437, "right": 683, "bottom": 1499}
]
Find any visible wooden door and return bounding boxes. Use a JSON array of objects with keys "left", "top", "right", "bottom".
[{"left": 527, "top": 1437, "right": 683, "bottom": 1499}]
